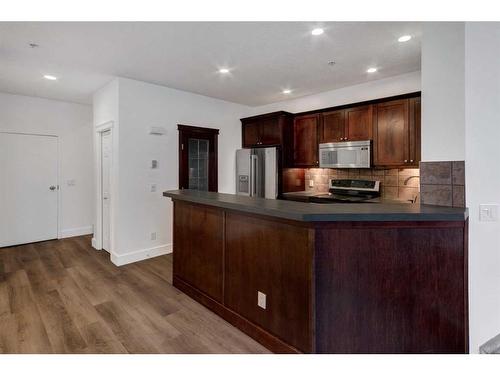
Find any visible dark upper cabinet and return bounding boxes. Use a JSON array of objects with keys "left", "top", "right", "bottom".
[
  {"left": 241, "top": 111, "right": 292, "bottom": 148},
  {"left": 345, "top": 105, "right": 373, "bottom": 141},
  {"left": 242, "top": 93, "right": 421, "bottom": 169},
  {"left": 242, "top": 121, "right": 261, "bottom": 147},
  {"left": 293, "top": 114, "right": 319, "bottom": 167},
  {"left": 409, "top": 97, "right": 421, "bottom": 165},
  {"left": 319, "top": 105, "right": 373, "bottom": 143},
  {"left": 320, "top": 110, "right": 345, "bottom": 143},
  {"left": 373, "top": 99, "right": 410, "bottom": 167},
  {"left": 241, "top": 111, "right": 293, "bottom": 167},
  {"left": 373, "top": 98, "right": 421, "bottom": 167}
]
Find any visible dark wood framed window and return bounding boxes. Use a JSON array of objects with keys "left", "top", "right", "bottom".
[{"left": 178, "top": 124, "right": 219, "bottom": 192}]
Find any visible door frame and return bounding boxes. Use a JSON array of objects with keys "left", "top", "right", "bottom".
[
  {"left": 93, "top": 121, "right": 115, "bottom": 252},
  {"left": 0, "top": 130, "right": 61, "bottom": 241},
  {"left": 178, "top": 124, "right": 219, "bottom": 192}
]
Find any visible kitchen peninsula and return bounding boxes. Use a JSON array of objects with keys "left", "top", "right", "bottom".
[{"left": 164, "top": 189, "right": 469, "bottom": 354}]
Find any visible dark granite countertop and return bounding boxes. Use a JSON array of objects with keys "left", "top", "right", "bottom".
[{"left": 163, "top": 190, "right": 468, "bottom": 222}]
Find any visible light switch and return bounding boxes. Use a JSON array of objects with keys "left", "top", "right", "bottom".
[
  {"left": 309, "top": 179, "right": 314, "bottom": 188},
  {"left": 257, "top": 291, "right": 266, "bottom": 309},
  {"left": 479, "top": 204, "right": 499, "bottom": 222},
  {"left": 151, "top": 160, "right": 158, "bottom": 169},
  {"left": 150, "top": 184, "right": 157, "bottom": 193}
]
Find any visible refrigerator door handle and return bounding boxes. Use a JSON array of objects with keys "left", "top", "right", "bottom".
[{"left": 251, "top": 154, "right": 258, "bottom": 196}]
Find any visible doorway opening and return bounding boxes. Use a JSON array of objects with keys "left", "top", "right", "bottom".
[
  {"left": 93, "top": 121, "right": 113, "bottom": 253},
  {"left": 100, "top": 129, "right": 111, "bottom": 252},
  {"left": 178, "top": 125, "right": 219, "bottom": 192}
]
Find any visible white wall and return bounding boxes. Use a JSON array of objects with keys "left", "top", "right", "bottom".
[
  {"left": 465, "top": 22, "right": 500, "bottom": 352},
  {"left": 0, "top": 92, "right": 94, "bottom": 237},
  {"left": 421, "top": 22, "right": 465, "bottom": 161},
  {"left": 247, "top": 71, "right": 421, "bottom": 115},
  {"left": 93, "top": 77, "right": 250, "bottom": 265}
]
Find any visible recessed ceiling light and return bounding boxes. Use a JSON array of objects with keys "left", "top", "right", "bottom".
[
  {"left": 311, "top": 28, "right": 324, "bottom": 36},
  {"left": 218, "top": 68, "right": 230, "bottom": 74},
  {"left": 366, "top": 68, "right": 377, "bottom": 73},
  {"left": 282, "top": 89, "right": 292, "bottom": 94},
  {"left": 398, "top": 35, "right": 412, "bottom": 43},
  {"left": 43, "top": 75, "right": 57, "bottom": 80}
]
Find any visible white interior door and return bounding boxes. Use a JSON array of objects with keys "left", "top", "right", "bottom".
[
  {"left": 101, "top": 130, "right": 111, "bottom": 252},
  {"left": 0, "top": 133, "right": 58, "bottom": 247}
]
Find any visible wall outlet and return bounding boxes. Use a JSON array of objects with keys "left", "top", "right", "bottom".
[
  {"left": 309, "top": 179, "right": 314, "bottom": 188},
  {"left": 257, "top": 291, "right": 266, "bottom": 309},
  {"left": 67, "top": 179, "right": 76, "bottom": 186},
  {"left": 150, "top": 184, "right": 157, "bottom": 192},
  {"left": 479, "top": 204, "right": 499, "bottom": 222},
  {"left": 150, "top": 232, "right": 157, "bottom": 241}
]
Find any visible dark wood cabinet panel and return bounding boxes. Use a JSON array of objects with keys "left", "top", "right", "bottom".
[
  {"left": 241, "top": 111, "right": 292, "bottom": 148},
  {"left": 293, "top": 114, "right": 319, "bottom": 167},
  {"left": 224, "top": 212, "right": 314, "bottom": 353},
  {"left": 241, "top": 111, "right": 293, "bottom": 169},
  {"left": 320, "top": 110, "right": 345, "bottom": 143},
  {"left": 409, "top": 97, "right": 421, "bottom": 166},
  {"left": 173, "top": 201, "right": 223, "bottom": 302},
  {"left": 345, "top": 105, "right": 373, "bottom": 141},
  {"left": 373, "top": 99, "right": 409, "bottom": 166},
  {"left": 242, "top": 121, "right": 261, "bottom": 148},
  {"left": 243, "top": 93, "right": 421, "bottom": 170},
  {"left": 169, "top": 197, "right": 468, "bottom": 354},
  {"left": 259, "top": 118, "right": 282, "bottom": 145},
  {"left": 315, "top": 222, "right": 468, "bottom": 353}
]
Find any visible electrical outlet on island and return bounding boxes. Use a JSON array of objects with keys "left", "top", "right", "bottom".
[{"left": 257, "top": 291, "right": 266, "bottom": 309}]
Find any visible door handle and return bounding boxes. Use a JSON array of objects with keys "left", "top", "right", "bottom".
[{"left": 49, "top": 185, "right": 56, "bottom": 191}]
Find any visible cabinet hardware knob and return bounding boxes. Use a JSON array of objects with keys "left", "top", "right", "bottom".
[
  {"left": 404, "top": 159, "right": 408, "bottom": 163},
  {"left": 340, "top": 137, "right": 344, "bottom": 141},
  {"left": 345, "top": 137, "right": 348, "bottom": 140},
  {"left": 410, "top": 159, "right": 414, "bottom": 163}
]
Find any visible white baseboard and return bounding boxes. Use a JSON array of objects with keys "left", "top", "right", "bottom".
[
  {"left": 110, "top": 243, "right": 172, "bottom": 266},
  {"left": 60, "top": 226, "right": 94, "bottom": 239},
  {"left": 91, "top": 237, "right": 100, "bottom": 250}
]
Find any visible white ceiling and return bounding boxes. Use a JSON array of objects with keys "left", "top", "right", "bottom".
[{"left": 0, "top": 22, "right": 422, "bottom": 106}]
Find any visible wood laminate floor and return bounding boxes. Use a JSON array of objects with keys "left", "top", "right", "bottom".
[{"left": 0, "top": 236, "right": 269, "bottom": 354}]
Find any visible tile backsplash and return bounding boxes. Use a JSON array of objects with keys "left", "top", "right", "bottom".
[
  {"left": 419, "top": 161, "right": 465, "bottom": 207},
  {"left": 302, "top": 167, "right": 420, "bottom": 201}
]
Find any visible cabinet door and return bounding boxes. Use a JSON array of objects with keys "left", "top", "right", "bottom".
[
  {"left": 409, "top": 97, "right": 421, "bottom": 166},
  {"left": 345, "top": 105, "right": 373, "bottom": 141},
  {"left": 242, "top": 121, "right": 262, "bottom": 147},
  {"left": 293, "top": 115, "right": 319, "bottom": 167},
  {"left": 373, "top": 100, "right": 409, "bottom": 166},
  {"left": 259, "top": 118, "right": 282, "bottom": 146},
  {"left": 320, "top": 110, "right": 345, "bottom": 143},
  {"left": 173, "top": 201, "right": 223, "bottom": 302}
]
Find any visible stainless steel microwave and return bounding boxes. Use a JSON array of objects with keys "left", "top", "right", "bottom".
[{"left": 319, "top": 140, "right": 371, "bottom": 168}]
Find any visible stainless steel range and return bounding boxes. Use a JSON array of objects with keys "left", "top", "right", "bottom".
[{"left": 309, "top": 178, "right": 381, "bottom": 203}]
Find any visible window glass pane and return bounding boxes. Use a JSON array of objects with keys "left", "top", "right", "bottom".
[{"left": 188, "top": 138, "right": 209, "bottom": 191}]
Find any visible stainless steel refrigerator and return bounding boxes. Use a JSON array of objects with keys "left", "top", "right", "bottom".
[{"left": 236, "top": 147, "right": 278, "bottom": 199}]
